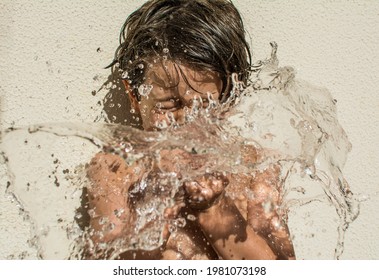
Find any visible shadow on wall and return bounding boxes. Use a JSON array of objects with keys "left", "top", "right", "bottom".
[
  {"left": 94, "top": 69, "right": 142, "bottom": 129},
  {"left": 76, "top": 70, "right": 143, "bottom": 231},
  {"left": 0, "top": 95, "right": 2, "bottom": 125}
]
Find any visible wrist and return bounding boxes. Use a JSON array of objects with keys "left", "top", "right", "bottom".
[
  {"left": 196, "top": 191, "right": 228, "bottom": 224},
  {"left": 194, "top": 189, "right": 226, "bottom": 213},
  {"left": 196, "top": 194, "right": 246, "bottom": 239}
]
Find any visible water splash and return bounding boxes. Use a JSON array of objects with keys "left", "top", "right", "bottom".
[
  {"left": 0, "top": 43, "right": 360, "bottom": 259},
  {"left": 227, "top": 43, "right": 359, "bottom": 258}
]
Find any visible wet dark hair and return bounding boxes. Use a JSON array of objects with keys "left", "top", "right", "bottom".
[{"left": 110, "top": 0, "right": 252, "bottom": 102}]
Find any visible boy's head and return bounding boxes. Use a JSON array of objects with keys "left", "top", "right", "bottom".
[{"left": 111, "top": 0, "right": 251, "bottom": 130}]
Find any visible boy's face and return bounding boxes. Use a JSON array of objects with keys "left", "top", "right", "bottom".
[{"left": 132, "top": 60, "right": 223, "bottom": 131}]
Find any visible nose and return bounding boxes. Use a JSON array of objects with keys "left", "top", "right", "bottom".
[
  {"left": 172, "top": 106, "right": 188, "bottom": 125},
  {"left": 172, "top": 93, "right": 206, "bottom": 125}
]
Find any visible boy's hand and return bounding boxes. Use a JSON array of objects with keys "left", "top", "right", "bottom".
[{"left": 183, "top": 172, "right": 229, "bottom": 210}]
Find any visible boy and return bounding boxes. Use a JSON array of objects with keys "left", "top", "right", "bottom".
[{"left": 85, "top": 0, "right": 295, "bottom": 260}]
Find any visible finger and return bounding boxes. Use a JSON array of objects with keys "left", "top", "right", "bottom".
[
  {"left": 209, "top": 178, "right": 224, "bottom": 193},
  {"left": 199, "top": 186, "right": 213, "bottom": 200},
  {"left": 183, "top": 180, "right": 201, "bottom": 195}
]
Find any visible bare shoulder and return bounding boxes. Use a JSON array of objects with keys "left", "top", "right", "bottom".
[
  {"left": 87, "top": 152, "right": 128, "bottom": 180},
  {"left": 84, "top": 152, "right": 140, "bottom": 247},
  {"left": 240, "top": 144, "right": 281, "bottom": 196},
  {"left": 237, "top": 147, "right": 295, "bottom": 259},
  {"left": 86, "top": 152, "right": 140, "bottom": 193}
]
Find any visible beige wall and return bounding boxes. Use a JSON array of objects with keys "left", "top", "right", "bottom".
[{"left": 0, "top": 0, "right": 378, "bottom": 259}]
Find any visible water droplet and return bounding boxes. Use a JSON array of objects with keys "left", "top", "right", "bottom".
[
  {"left": 75, "top": 213, "right": 83, "bottom": 220},
  {"left": 120, "top": 142, "right": 133, "bottom": 153},
  {"left": 262, "top": 201, "right": 273, "bottom": 214},
  {"left": 99, "top": 217, "right": 108, "bottom": 225},
  {"left": 168, "top": 224, "right": 177, "bottom": 233},
  {"left": 88, "top": 209, "right": 96, "bottom": 218},
  {"left": 155, "top": 102, "right": 162, "bottom": 109},
  {"left": 121, "top": 71, "right": 129, "bottom": 79},
  {"left": 105, "top": 223, "right": 115, "bottom": 232},
  {"left": 114, "top": 208, "right": 125, "bottom": 218},
  {"left": 138, "top": 84, "right": 153, "bottom": 97},
  {"left": 175, "top": 217, "right": 186, "bottom": 228}
]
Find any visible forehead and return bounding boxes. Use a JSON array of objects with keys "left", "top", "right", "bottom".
[{"left": 145, "top": 60, "right": 221, "bottom": 86}]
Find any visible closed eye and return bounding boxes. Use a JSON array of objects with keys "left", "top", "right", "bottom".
[{"left": 155, "top": 99, "right": 181, "bottom": 112}]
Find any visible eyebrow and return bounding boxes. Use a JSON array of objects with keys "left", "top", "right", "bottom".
[
  {"left": 147, "top": 71, "right": 180, "bottom": 101},
  {"left": 150, "top": 67, "right": 180, "bottom": 87}
]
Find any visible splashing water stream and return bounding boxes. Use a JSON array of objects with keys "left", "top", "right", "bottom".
[{"left": 0, "top": 43, "right": 360, "bottom": 259}]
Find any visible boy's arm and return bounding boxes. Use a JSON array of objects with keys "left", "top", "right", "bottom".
[
  {"left": 246, "top": 166, "right": 296, "bottom": 259},
  {"left": 183, "top": 152, "right": 295, "bottom": 260},
  {"left": 86, "top": 153, "right": 133, "bottom": 244},
  {"left": 84, "top": 152, "right": 180, "bottom": 259},
  {"left": 197, "top": 194, "right": 277, "bottom": 259},
  {"left": 183, "top": 173, "right": 277, "bottom": 259}
]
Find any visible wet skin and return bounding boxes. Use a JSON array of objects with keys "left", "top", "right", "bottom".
[
  {"left": 132, "top": 60, "right": 223, "bottom": 131},
  {"left": 85, "top": 61, "right": 295, "bottom": 260}
]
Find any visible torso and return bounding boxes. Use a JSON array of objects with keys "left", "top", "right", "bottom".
[
  {"left": 85, "top": 149, "right": 295, "bottom": 260},
  {"left": 116, "top": 174, "right": 271, "bottom": 260}
]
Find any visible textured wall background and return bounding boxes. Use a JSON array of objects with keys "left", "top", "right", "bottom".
[{"left": 0, "top": 0, "right": 378, "bottom": 259}]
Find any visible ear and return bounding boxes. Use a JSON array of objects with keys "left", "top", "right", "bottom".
[{"left": 122, "top": 80, "right": 140, "bottom": 113}]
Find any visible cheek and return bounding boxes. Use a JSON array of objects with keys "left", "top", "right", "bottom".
[
  {"left": 141, "top": 107, "right": 171, "bottom": 130},
  {"left": 137, "top": 101, "right": 154, "bottom": 129},
  {"left": 208, "top": 83, "right": 222, "bottom": 100}
]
